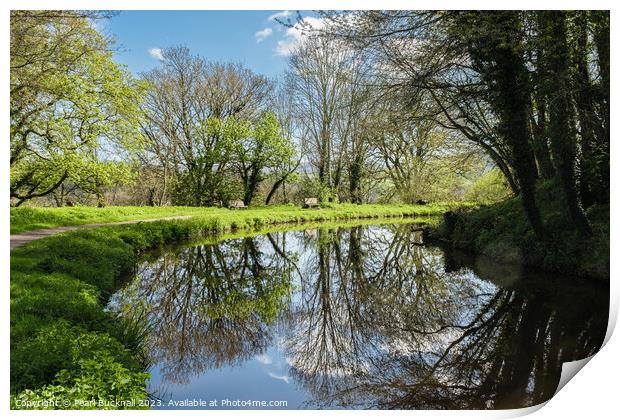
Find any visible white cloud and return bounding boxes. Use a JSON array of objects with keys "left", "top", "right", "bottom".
[
  {"left": 268, "top": 10, "right": 291, "bottom": 21},
  {"left": 274, "top": 16, "right": 324, "bottom": 57},
  {"left": 255, "top": 27, "right": 273, "bottom": 43},
  {"left": 268, "top": 372, "right": 290, "bottom": 383},
  {"left": 89, "top": 17, "right": 106, "bottom": 32},
  {"left": 255, "top": 354, "right": 273, "bottom": 365},
  {"left": 148, "top": 48, "right": 164, "bottom": 61}
]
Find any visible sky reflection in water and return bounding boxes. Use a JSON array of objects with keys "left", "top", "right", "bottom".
[{"left": 108, "top": 222, "right": 608, "bottom": 410}]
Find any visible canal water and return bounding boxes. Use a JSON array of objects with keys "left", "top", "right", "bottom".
[{"left": 108, "top": 221, "right": 608, "bottom": 409}]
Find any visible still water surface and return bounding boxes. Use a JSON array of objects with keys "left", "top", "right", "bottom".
[{"left": 108, "top": 222, "right": 608, "bottom": 410}]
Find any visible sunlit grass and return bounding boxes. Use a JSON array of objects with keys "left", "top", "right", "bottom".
[
  {"left": 433, "top": 180, "right": 609, "bottom": 279},
  {"left": 10, "top": 202, "right": 469, "bottom": 234},
  {"left": 10, "top": 203, "right": 467, "bottom": 405}
]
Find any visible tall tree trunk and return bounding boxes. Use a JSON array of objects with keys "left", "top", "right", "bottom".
[
  {"left": 96, "top": 188, "right": 106, "bottom": 208},
  {"left": 571, "top": 11, "right": 599, "bottom": 206},
  {"left": 475, "top": 12, "right": 545, "bottom": 238},
  {"left": 319, "top": 120, "right": 331, "bottom": 188},
  {"left": 591, "top": 10, "right": 610, "bottom": 203},
  {"left": 530, "top": 45, "right": 555, "bottom": 180},
  {"left": 348, "top": 151, "right": 363, "bottom": 204},
  {"left": 540, "top": 11, "right": 592, "bottom": 236},
  {"left": 243, "top": 167, "right": 261, "bottom": 206},
  {"left": 159, "top": 165, "right": 168, "bottom": 206},
  {"left": 265, "top": 178, "right": 284, "bottom": 205},
  {"left": 53, "top": 184, "right": 66, "bottom": 207}
]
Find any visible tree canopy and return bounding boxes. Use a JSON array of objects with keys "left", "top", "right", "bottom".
[
  {"left": 9, "top": 10, "right": 609, "bottom": 228},
  {"left": 10, "top": 11, "right": 145, "bottom": 206}
]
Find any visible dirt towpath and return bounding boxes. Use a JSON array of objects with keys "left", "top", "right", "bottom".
[{"left": 10, "top": 215, "right": 193, "bottom": 250}]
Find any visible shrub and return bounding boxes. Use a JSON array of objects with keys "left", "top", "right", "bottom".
[
  {"left": 434, "top": 181, "right": 609, "bottom": 279},
  {"left": 11, "top": 320, "right": 139, "bottom": 392},
  {"left": 11, "top": 351, "right": 150, "bottom": 410},
  {"left": 464, "top": 168, "right": 513, "bottom": 204},
  {"left": 11, "top": 203, "right": 463, "bottom": 408}
]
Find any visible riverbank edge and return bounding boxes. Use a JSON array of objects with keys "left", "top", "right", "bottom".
[
  {"left": 9, "top": 203, "right": 466, "bottom": 234},
  {"left": 423, "top": 185, "right": 609, "bottom": 281},
  {"left": 10, "top": 205, "right": 454, "bottom": 410}
]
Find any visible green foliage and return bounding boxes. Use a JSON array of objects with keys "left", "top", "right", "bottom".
[
  {"left": 168, "top": 112, "right": 297, "bottom": 206},
  {"left": 10, "top": 272, "right": 105, "bottom": 343},
  {"left": 10, "top": 11, "right": 145, "bottom": 205},
  {"left": 229, "top": 111, "right": 296, "bottom": 204},
  {"left": 11, "top": 203, "right": 464, "bottom": 408},
  {"left": 435, "top": 180, "right": 609, "bottom": 279},
  {"left": 11, "top": 228, "right": 149, "bottom": 408},
  {"left": 171, "top": 116, "right": 242, "bottom": 206},
  {"left": 250, "top": 112, "right": 296, "bottom": 167},
  {"left": 295, "top": 176, "right": 339, "bottom": 204},
  {"left": 11, "top": 352, "right": 149, "bottom": 410},
  {"left": 11, "top": 320, "right": 139, "bottom": 392},
  {"left": 464, "top": 168, "right": 513, "bottom": 204},
  {"left": 35, "top": 232, "right": 133, "bottom": 289}
]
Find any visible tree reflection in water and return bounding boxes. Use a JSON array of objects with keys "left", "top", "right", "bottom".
[
  {"left": 111, "top": 236, "right": 294, "bottom": 385},
  {"left": 109, "top": 223, "right": 608, "bottom": 409}
]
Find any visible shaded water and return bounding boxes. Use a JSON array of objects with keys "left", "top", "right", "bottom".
[{"left": 108, "top": 222, "right": 608, "bottom": 410}]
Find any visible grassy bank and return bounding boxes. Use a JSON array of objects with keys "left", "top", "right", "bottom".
[
  {"left": 10, "top": 204, "right": 457, "bottom": 409},
  {"left": 431, "top": 181, "right": 609, "bottom": 280},
  {"left": 10, "top": 203, "right": 459, "bottom": 234}
]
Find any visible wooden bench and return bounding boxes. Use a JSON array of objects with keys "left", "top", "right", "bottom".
[
  {"left": 303, "top": 197, "right": 319, "bottom": 208},
  {"left": 228, "top": 200, "right": 247, "bottom": 209}
]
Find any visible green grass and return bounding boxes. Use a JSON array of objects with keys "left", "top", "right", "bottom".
[
  {"left": 10, "top": 202, "right": 461, "bottom": 234},
  {"left": 432, "top": 181, "right": 609, "bottom": 280},
  {"left": 10, "top": 203, "right": 463, "bottom": 409}
]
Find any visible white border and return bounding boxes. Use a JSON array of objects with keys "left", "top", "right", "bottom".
[{"left": 2, "top": 2, "right": 616, "bottom": 419}]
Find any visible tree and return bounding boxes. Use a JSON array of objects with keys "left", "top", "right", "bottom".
[
  {"left": 339, "top": 56, "right": 377, "bottom": 204},
  {"left": 460, "top": 11, "right": 545, "bottom": 237},
  {"left": 286, "top": 34, "right": 385, "bottom": 203},
  {"left": 538, "top": 11, "right": 592, "bottom": 235},
  {"left": 314, "top": 10, "right": 609, "bottom": 230},
  {"left": 140, "top": 47, "right": 273, "bottom": 206},
  {"left": 568, "top": 11, "right": 597, "bottom": 205},
  {"left": 590, "top": 11, "right": 610, "bottom": 202},
  {"left": 371, "top": 102, "right": 471, "bottom": 204},
  {"left": 230, "top": 112, "right": 296, "bottom": 205},
  {"left": 287, "top": 36, "right": 352, "bottom": 196},
  {"left": 313, "top": 12, "right": 546, "bottom": 233},
  {"left": 10, "top": 11, "right": 144, "bottom": 206},
  {"left": 528, "top": 12, "right": 555, "bottom": 181}
]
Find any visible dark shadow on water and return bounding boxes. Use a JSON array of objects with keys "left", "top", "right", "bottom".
[{"left": 108, "top": 222, "right": 609, "bottom": 410}]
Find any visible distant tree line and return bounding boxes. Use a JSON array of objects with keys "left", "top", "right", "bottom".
[
  {"left": 312, "top": 10, "right": 609, "bottom": 235},
  {"left": 139, "top": 46, "right": 296, "bottom": 206},
  {"left": 11, "top": 10, "right": 607, "bottom": 217}
]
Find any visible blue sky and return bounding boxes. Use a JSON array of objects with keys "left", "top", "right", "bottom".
[{"left": 103, "top": 10, "right": 314, "bottom": 79}]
